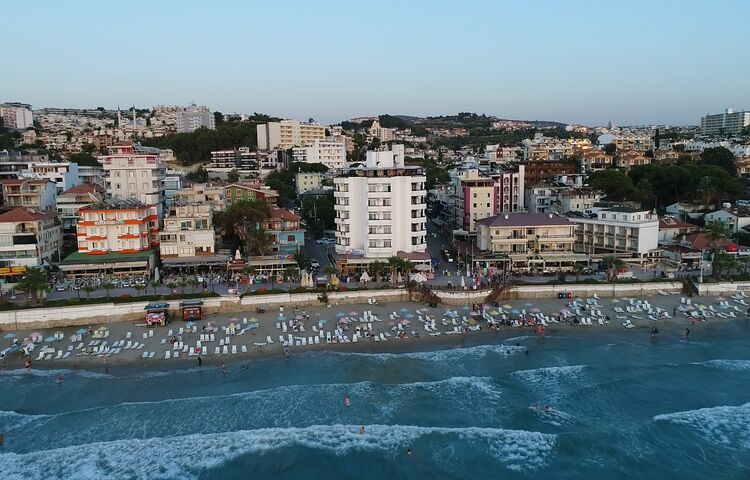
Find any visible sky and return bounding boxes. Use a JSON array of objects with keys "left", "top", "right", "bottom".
[{"left": 3, "top": 0, "right": 749, "bottom": 126}]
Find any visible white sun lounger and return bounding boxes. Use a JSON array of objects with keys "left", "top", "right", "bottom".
[
  {"left": 241, "top": 345, "right": 247, "bottom": 353},
  {"left": 142, "top": 332, "right": 148, "bottom": 339},
  {"left": 142, "top": 351, "right": 149, "bottom": 359},
  {"left": 148, "top": 352, "right": 155, "bottom": 358},
  {"left": 137, "top": 343, "right": 145, "bottom": 349},
  {"left": 222, "top": 345, "right": 228, "bottom": 354},
  {"left": 165, "top": 351, "right": 171, "bottom": 359},
  {"left": 267, "top": 335, "right": 274, "bottom": 344},
  {"left": 231, "top": 345, "right": 237, "bottom": 354},
  {"left": 326, "top": 332, "right": 332, "bottom": 343},
  {"left": 214, "top": 346, "right": 220, "bottom": 354}
]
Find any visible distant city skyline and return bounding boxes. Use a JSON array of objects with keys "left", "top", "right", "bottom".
[{"left": 3, "top": 1, "right": 749, "bottom": 127}]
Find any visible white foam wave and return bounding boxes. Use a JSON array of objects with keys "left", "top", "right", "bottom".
[
  {"left": 694, "top": 359, "right": 750, "bottom": 371},
  {"left": 323, "top": 343, "right": 526, "bottom": 363},
  {"left": 0, "top": 368, "right": 112, "bottom": 380},
  {"left": 509, "top": 365, "right": 587, "bottom": 401},
  {"left": 0, "top": 424, "right": 556, "bottom": 479},
  {"left": 654, "top": 402, "right": 750, "bottom": 450},
  {"left": 0, "top": 377, "right": 504, "bottom": 452}
]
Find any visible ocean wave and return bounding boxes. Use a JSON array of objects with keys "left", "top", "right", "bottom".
[
  {"left": 693, "top": 359, "right": 750, "bottom": 371},
  {"left": 509, "top": 365, "right": 588, "bottom": 401},
  {"left": 0, "top": 424, "right": 556, "bottom": 479},
  {"left": 0, "top": 377, "right": 505, "bottom": 452},
  {"left": 320, "top": 343, "right": 526, "bottom": 363},
  {"left": 0, "top": 368, "right": 112, "bottom": 380},
  {"left": 654, "top": 402, "right": 750, "bottom": 450}
]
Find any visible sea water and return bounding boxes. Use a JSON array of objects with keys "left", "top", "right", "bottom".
[{"left": 1, "top": 322, "right": 749, "bottom": 479}]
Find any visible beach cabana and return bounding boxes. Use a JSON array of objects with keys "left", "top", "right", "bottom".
[
  {"left": 180, "top": 300, "right": 204, "bottom": 321},
  {"left": 144, "top": 302, "right": 170, "bottom": 327}
]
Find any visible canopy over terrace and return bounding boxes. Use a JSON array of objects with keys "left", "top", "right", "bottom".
[
  {"left": 334, "top": 250, "right": 431, "bottom": 275},
  {"left": 60, "top": 250, "right": 155, "bottom": 278},
  {"left": 231, "top": 256, "right": 300, "bottom": 276},
  {"left": 161, "top": 254, "right": 231, "bottom": 273},
  {"left": 507, "top": 253, "right": 591, "bottom": 273}
]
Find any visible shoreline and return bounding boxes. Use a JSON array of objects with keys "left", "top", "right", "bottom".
[{"left": 2, "top": 294, "right": 740, "bottom": 375}]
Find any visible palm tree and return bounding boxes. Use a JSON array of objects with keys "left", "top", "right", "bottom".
[
  {"left": 387, "top": 256, "right": 402, "bottom": 285},
  {"left": 705, "top": 220, "right": 731, "bottom": 252},
  {"left": 82, "top": 284, "right": 96, "bottom": 300},
  {"left": 188, "top": 278, "right": 199, "bottom": 294},
  {"left": 101, "top": 281, "right": 114, "bottom": 299},
  {"left": 150, "top": 280, "right": 160, "bottom": 296},
  {"left": 283, "top": 267, "right": 297, "bottom": 282},
  {"left": 696, "top": 177, "right": 717, "bottom": 208},
  {"left": 15, "top": 267, "right": 49, "bottom": 305},
  {"left": 323, "top": 265, "right": 337, "bottom": 279},
  {"left": 178, "top": 280, "right": 188, "bottom": 294},
  {"left": 572, "top": 263, "right": 585, "bottom": 281},
  {"left": 134, "top": 284, "right": 145, "bottom": 298},
  {"left": 369, "top": 261, "right": 387, "bottom": 286}
]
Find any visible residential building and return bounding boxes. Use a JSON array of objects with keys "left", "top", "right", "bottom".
[
  {"left": 525, "top": 185, "right": 601, "bottom": 215},
  {"left": 658, "top": 216, "right": 698, "bottom": 243},
  {"left": 175, "top": 103, "right": 215, "bottom": 133},
  {"left": 0, "top": 102, "right": 33, "bottom": 129},
  {"left": 164, "top": 171, "right": 183, "bottom": 206},
  {"left": 207, "top": 147, "right": 271, "bottom": 177},
  {"left": 368, "top": 119, "right": 395, "bottom": 142},
  {"left": 615, "top": 151, "right": 651, "bottom": 170},
  {"left": 700, "top": 109, "right": 750, "bottom": 136},
  {"left": 0, "top": 179, "right": 57, "bottom": 211},
  {"left": 75, "top": 198, "right": 159, "bottom": 254},
  {"left": 704, "top": 205, "right": 750, "bottom": 233},
  {"left": 525, "top": 185, "right": 557, "bottom": 214},
  {"left": 559, "top": 188, "right": 601, "bottom": 213},
  {"left": 598, "top": 133, "right": 653, "bottom": 152},
  {"left": 333, "top": 146, "right": 428, "bottom": 271},
  {"left": 458, "top": 170, "right": 495, "bottom": 234},
  {"left": 26, "top": 159, "right": 80, "bottom": 194},
  {"left": 256, "top": 120, "right": 326, "bottom": 150},
  {"left": 569, "top": 207, "right": 659, "bottom": 257},
  {"left": 580, "top": 150, "right": 613, "bottom": 171},
  {"left": 475, "top": 213, "right": 584, "bottom": 273},
  {"left": 0, "top": 208, "right": 62, "bottom": 280},
  {"left": 665, "top": 202, "right": 710, "bottom": 221},
  {"left": 224, "top": 183, "right": 279, "bottom": 207},
  {"left": 292, "top": 139, "right": 347, "bottom": 170},
  {"left": 175, "top": 183, "right": 226, "bottom": 212},
  {"left": 522, "top": 134, "right": 592, "bottom": 161},
  {"left": 261, "top": 207, "right": 306, "bottom": 255},
  {"left": 523, "top": 160, "right": 576, "bottom": 185},
  {"left": 100, "top": 144, "right": 166, "bottom": 218},
  {"left": 159, "top": 203, "right": 216, "bottom": 258},
  {"left": 77, "top": 164, "right": 105, "bottom": 188},
  {"left": 491, "top": 164, "right": 525, "bottom": 213},
  {"left": 56, "top": 184, "right": 103, "bottom": 231},
  {"left": 296, "top": 172, "right": 323, "bottom": 194}
]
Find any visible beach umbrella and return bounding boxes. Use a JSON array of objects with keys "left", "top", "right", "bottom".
[
  {"left": 460, "top": 276, "right": 466, "bottom": 288},
  {"left": 76, "top": 328, "right": 88, "bottom": 334},
  {"left": 400, "top": 307, "right": 409, "bottom": 313},
  {"left": 359, "top": 271, "right": 370, "bottom": 283},
  {"left": 97, "top": 325, "right": 108, "bottom": 331},
  {"left": 294, "top": 315, "right": 304, "bottom": 320},
  {"left": 489, "top": 310, "right": 500, "bottom": 316},
  {"left": 31, "top": 331, "right": 43, "bottom": 338},
  {"left": 468, "top": 319, "right": 477, "bottom": 325},
  {"left": 4, "top": 332, "right": 16, "bottom": 339},
  {"left": 715, "top": 296, "right": 725, "bottom": 301},
  {"left": 610, "top": 299, "right": 620, "bottom": 303},
  {"left": 44, "top": 335, "right": 57, "bottom": 342},
  {"left": 462, "top": 305, "right": 471, "bottom": 310},
  {"left": 524, "top": 303, "right": 533, "bottom": 308},
  {"left": 400, "top": 319, "right": 411, "bottom": 325},
  {"left": 68, "top": 334, "right": 79, "bottom": 341},
  {"left": 503, "top": 304, "right": 512, "bottom": 309},
  {"left": 248, "top": 323, "right": 259, "bottom": 329},
  {"left": 336, "top": 312, "right": 346, "bottom": 318},
  {"left": 511, "top": 309, "right": 520, "bottom": 315},
  {"left": 405, "top": 313, "right": 415, "bottom": 319},
  {"left": 387, "top": 320, "right": 396, "bottom": 326},
  {"left": 349, "top": 311, "right": 358, "bottom": 316},
  {"left": 530, "top": 307, "right": 541, "bottom": 313}
]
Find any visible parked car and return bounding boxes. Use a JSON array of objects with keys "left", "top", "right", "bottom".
[{"left": 310, "top": 258, "right": 321, "bottom": 269}]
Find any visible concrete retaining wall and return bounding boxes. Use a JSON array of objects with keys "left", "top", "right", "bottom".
[
  {"left": 695, "top": 281, "right": 750, "bottom": 296},
  {"left": 0, "top": 281, "right": 684, "bottom": 330}
]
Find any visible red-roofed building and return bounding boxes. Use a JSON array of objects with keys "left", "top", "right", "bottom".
[
  {"left": 0, "top": 207, "right": 62, "bottom": 284},
  {"left": 261, "top": 207, "right": 306, "bottom": 254},
  {"left": 658, "top": 216, "right": 698, "bottom": 243},
  {"left": 76, "top": 198, "right": 158, "bottom": 255}
]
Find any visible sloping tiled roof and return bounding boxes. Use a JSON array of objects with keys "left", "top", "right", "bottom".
[
  {"left": 60, "top": 183, "right": 102, "bottom": 195},
  {"left": 0, "top": 207, "right": 58, "bottom": 223},
  {"left": 477, "top": 212, "right": 572, "bottom": 228},
  {"left": 658, "top": 216, "right": 696, "bottom": 229}
]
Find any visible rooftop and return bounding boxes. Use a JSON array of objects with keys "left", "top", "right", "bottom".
[
  {"left": 61, "top": 250, "right": 154, "bottom": 265},
  {"left": 477, "top": 213, "right": 573, "bottom": 228},
  {"left": 0, "top": 207, "right": 58, "bottom": 223},
  {"left": 60, "top": 183, "right": 103, "bottom": 195},
  {"left": 658, "top": 216, "right": 696, "bottom": 229}
]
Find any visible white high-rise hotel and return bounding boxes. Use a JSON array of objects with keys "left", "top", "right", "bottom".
[
  {"left": 100, "top": 144, "right": 167, "bottom": 219},
  {"left": 334, "top": 145, "right": 427, "bottom": 261}
]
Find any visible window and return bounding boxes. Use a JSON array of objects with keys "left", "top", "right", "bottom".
[
  {"left": 287, "top": 235, "right": 295, "bottom": 242},
  {"left": 383, "top": 240, "right": 391, "bottom": 248}
]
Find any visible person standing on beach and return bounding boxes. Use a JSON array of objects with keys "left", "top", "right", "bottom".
[
  {"left": 197, "top": 355, "right": 202, "bottom": 367},
  {"left": 221, "top": 361, "right": 227, "bottom": 375}
]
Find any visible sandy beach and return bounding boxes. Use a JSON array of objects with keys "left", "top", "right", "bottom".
[{"left": 1, "top": 291, "right": 747, "bottom": 373}]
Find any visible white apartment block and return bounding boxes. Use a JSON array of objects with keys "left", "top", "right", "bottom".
[
  {"left": 0, "top": 103, "right": 33, "bottom": 129},
  {"left": 0, "top": 207, "right": 62, "bottom": 271},
  {"left": 23, "top": 160, "right": 80, "bottom": 194},
  {"left": 77, "top": 165, "right": 105, "bottom": 188},
  {"left": 175, "top": 103, "right": 215, "bottom": 133},
  {"left": 492, "top": 164, "right": 525, "bottom": 213},
  {"left": 159, "top": 204, "right": 215, "bottom": 258},
  {"left": 334, "top": 147, "right": 427, "bottom": 259},
  {"left": 597, "top": 133, "right": 653, "bottom": 152},
  {"left": 292, "top": 139, "right": 347, "bottom": 170},
  {"left": 100, "top": 144, "right": 166, "bottom": 218},
  {"left": 257, "top": 120, "right": 326, "bottom": 150},
  {"left": 175, "top": 183, "right": 226, "bottom": 212},
  {"left": 681, "top": 140, "right": 750, "bottom": 157},
  {"left": 569, "top": 207, "right": 659, "bottom": 257},
  {"left": 0, "top": 178, "right": 57, "bottom": 211},
  {"left": 701, "top": 109, "right": 750, "bottom": 136},
  {"left": 523, "top": 134, "right": 592, "bottom": 161}
]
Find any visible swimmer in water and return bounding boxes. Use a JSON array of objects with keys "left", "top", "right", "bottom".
[
  {"left": 344, "top": 395, "right": 351, "bottom": 407},
  {"left": 534, "top": 403, "right": 541, "bottom": 412},
  {"left": 359, "top": 426, "right": 365, "bottom": 434},
  {"left": 407, "top": 448, "right": 412, "bottom": 455},
  {"left": 221, "top": 362, "right": 227, "bottom": 375},
  {"left": 544, "top": 405, "right": 550, "bottom": 414},
  {"left": 55, "top": 373, "right": 63, "bottom": 384}
]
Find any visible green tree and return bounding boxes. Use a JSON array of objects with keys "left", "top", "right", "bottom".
[
  {"left": 283, "top": 267, "right": 297, "bottom": 282},
  {"left": 369, "top": 260, "right": 388, "bottom": 286},
  {"left": 603, "top": 143, "right": 617, "bottom": 155},
  {"left": 101, "top": 281, "right": 114, "bottom": 299},
  {"left": 16, "top": 267, "right": 49, "bottom": 305},
  {"left": 246, "top": 229, "right": 274, "bottom": 256},
  {"left": 705, "top": 221, "right": 731, "bottom": 252},
  {"left": 213, "top": 111, "right": 224, "bottom": 126},
  {"left": 294, "top": 252, "right": 312, "bottom": 271},
  {"left": 227, "top": 169, "right": 240, "bottom": 183},
  {"left": 572, "top": 263, "right": 585, "bottom": 281},
  {"left": 600, "top": 256, "right": 626, "bottom": 282},
  {"left": 700, "top": 147, "right": 736, "bottom": 176},
  {"left": 186, "top": 165, "right": 208, "bottom": 183},
  {"left": 587, "top": 170, "right": 635, "bottom": 201},
  {"left": 696, "top": 177, "right": 717, "bottom": 207},
  {"left": 220, "top": 199, "right": 271, "bottom": 253},
  {"left": 711, "top": 252, "right": 738, "bottom": 279},
  {"left": 150, "top": 280, "right": 161, "bottom": 295},
  {"left": 134, "top": 284, "right": 145, "bottom": 298},
  {"left": 69, "top": 152, "right": 100, "bottom": 167}
]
